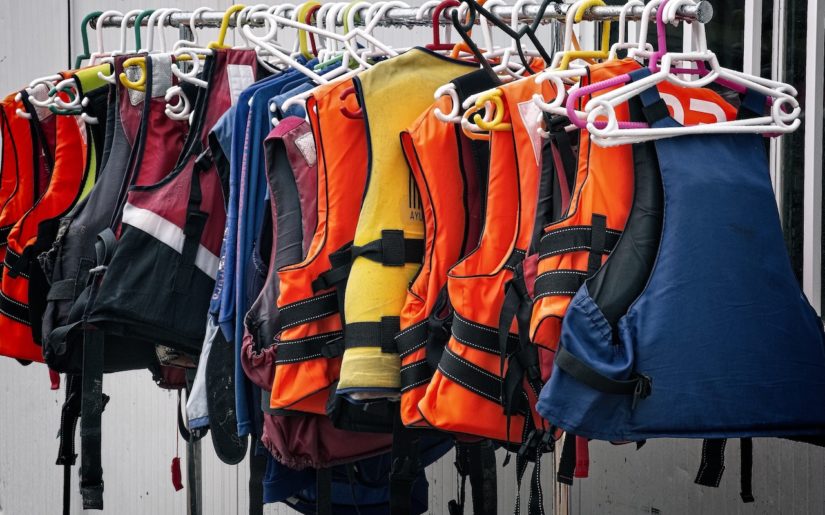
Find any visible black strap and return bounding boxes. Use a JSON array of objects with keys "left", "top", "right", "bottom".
[
  {"left": 557, "top": 433, "right": 576, "bottom": 485},
  {"left": 350, "top": 230, "right": 424, "bottom": 266},
  {"left": 57, "top": 374, "right": 81, "bottom": 515},
  {"left": 400, "top": 359, "right": 432, "bottom": 392},
  {"left": 0, "top": 224, "right": 11, "bottom": 245},
  {"left": 539, "top": 225, "right": 621, "bottom": 260},
  {"left": 740, "top": 438, "right": 754, "bottom": 503},
  {"left": 278, "top": 292, "right": 339, "bottom": 330},
  {"left": 641, "top": 98, "right": 672, "bottom": 126},
  {"left": 316, "top": 467, "right": 332, "bottom": 515},
  {"left": 453, "top": 313, "right": 519, "bottom": 355},
  {"left": 79, "top": 323, "right": 105, "bottom": 510},
  {"left": 515, "top": 428, "right": 551, "bottom": 515},
  {"left": 0, "top": 289, "right": 31, "bottom": 325},
  {"left": 503, "top": 248, "right": 527, "bottom": 271},
  {"left": 174, "top": 148, "right": 211, "bottom": 293},
  {"left": 274, "top": 331, "right": 344, "bottom": 364},
  {"left": 467, "top": 441, "right": 498, "bottom": 515},
  {"left": 555, "top": 346, "right": 651, "bottom": 409},
  {"left": 78, "top": 230, "right": 117, "bottom": 510},
  {"left": 4, "top": 246, "right": 30, "bottom": 278},
  {"left": 249, "top": 439, "right": 267, "bottom": 515},
  {"left": 450, "top": 441, "right": 497, "bottom": 515},
  {"left": 546, "top": 115, "right": 578, "bottom": 196},
  {"left": 311, "top": 243, "right": 353, "bottom": 293},
  {"left": 695, "top": 438, "right": 727, "bottom": 488},
  {"left": 390, "top": 412, "right": 420, "bottom": 515},
  {"left": 437, "top": 348, "right": 507, "bottom": 408},
  {"left": 587, "top": 214, "right": 607, "bottom": 276},
  {"left": 533, "top": 270, "right": 587, "bottom": 299},
  {"left": 395, "top": 320, "right": 429, "bottom": 358},
  {"left": 47, "top": 278, "right": 78, "bottom": 301},
  {"left": 344, "top": 316, "right": 400, "bottom": 354}
]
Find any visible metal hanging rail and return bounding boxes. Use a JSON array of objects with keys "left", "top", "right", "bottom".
[{"left": 93, "top": 1, "right": 713, "bottom": 29}]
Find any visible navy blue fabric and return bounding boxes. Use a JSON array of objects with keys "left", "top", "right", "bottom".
[
  {"left": 208, "top": 107, "right": 237, "bottom": 320},
  {"left": 538, "top": 72, "right": 825, "bottom": 441}
]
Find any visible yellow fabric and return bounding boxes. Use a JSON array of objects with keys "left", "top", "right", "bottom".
[{"left": 338, "top": 48, "right": 475, "bottom": 395}]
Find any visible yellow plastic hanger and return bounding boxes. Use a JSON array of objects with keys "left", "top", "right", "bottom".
[
  {"left": 119, "top": 56, "right": 148, "bottom": 91},
  {"left": 558, "top": 0, "right": 612, "bottom": 70},
  {"left": 208, "top": 4, "right": 246, "bottom": 50},
  {"left": 461, "top": 104, "right": 491, "bottom": 141},
  {"left": 472, "top": 89, "right": 512, "bottom": 131},
  {"left": 296, "top": 1, "right": 322, "bottom": 59}
]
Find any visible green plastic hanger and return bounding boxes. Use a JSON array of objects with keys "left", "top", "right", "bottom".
[
  {"left": 134, "top": 10, "right": 156, "bottom": 51},
  {"left": 74, "top": 11, "right": 103, "bottom": 69}
]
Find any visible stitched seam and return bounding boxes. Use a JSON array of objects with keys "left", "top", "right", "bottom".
[
  {"left": 439, "top": 367, "right": 499, "bottom": 403},
  {"left": 0, "top": 306, "right": 30, "bottom": 325},
  {"left": 276, "top": 331, "right": 343, "bottom": 346},
  {"left": 400, "top": 377, "right": 431, "bottom": 392},
  {"left": 396, "top": 319, "right": 427, "bottom": 338},
  {"left": 280, "top": 292, "right": 337, "bottom": 311},
  {"left": 281, "top": 310, "right": 337, "bottom": 329},
  {"left": 275, "top": 352, "right": 323, "bottom": 364},
  {"left": 398, "top": 338, "right": 427, "bottom": 358},
  {"left": 0, "top": 291, "right": 29, "bottom": 309},
  {"left": 400, "top": 360, "right": 428, "bottom": 372},
  {"left": 535, "top": 270, "right": 587, "bottom": 281}
]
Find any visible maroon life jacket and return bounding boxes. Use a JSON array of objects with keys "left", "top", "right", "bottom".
[{"left": 241, "top": 115, "right": 391, "bottom": 469}]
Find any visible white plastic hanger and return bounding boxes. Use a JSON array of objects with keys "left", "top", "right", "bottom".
[
  {"left": 607, "top": 0, "right": 650, "bottom": 60},
  {"left": 98, "top": 9, "right": 142, "bottom": 85},
  {"left": 173, "top": 7, "right": 213, "bottom": 51}
]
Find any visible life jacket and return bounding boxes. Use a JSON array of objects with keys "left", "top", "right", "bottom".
[
  {"left": 0, "top": 86, "right": 92, "bottom": 362},
  {"left": 530, "top": 59, "right": 739, "bottom": 366},
  {"left": 43, "top": 54, "right": 185, "bottom": 373},
  {"left": 268, "top": 77, "right": 368, "bottom": 416},
  {"left": 538, "top": 68, "right": 825, "bottom": 445},
  {"left": 0, "top": 94, "right": 36, "bottom": 266},
  {"left": 395, "top": 69, "right": 494, "bottom": 428},
  {"left": 416, "top": 75, "right": 553, "bottom": 446},
  {"left": 337, "top": 48, "right": 476, "bottom": 403},
  {"left": 75, "top": 50, "right": 257, "bottom": 510}
]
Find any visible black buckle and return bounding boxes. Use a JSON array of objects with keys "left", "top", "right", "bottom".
[
  {"left": 321, "top": 336, "right": 345, "bottom": 358},
  {"left": 631, "top": 374, "right": 652, "bottom": 410},
  {"left": 194, "top": 148, "right": 213, "bottom": 172}
]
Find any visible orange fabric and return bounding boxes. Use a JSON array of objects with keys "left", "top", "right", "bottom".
[
  {"left": 0, "top": 108, "right": 88, "bottom": 362},
  {"left": 0, "top": 95, "right": 36, "bottom": 266},
  {"left": 269, "top": 79, "right": 368, "bottom": 414},
  {"left": 530, "top": 59, "right": 738, "bottom": 363},
  {"left": 397, "top": 95, "right": 477, "bottom": 427},
  {"left": 417, "top": 76, "right": 553, "bottom": 443}
]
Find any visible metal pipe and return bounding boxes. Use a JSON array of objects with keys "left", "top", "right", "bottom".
[{"left": 93, "top": 1, "right": 712, "bottom": 29}]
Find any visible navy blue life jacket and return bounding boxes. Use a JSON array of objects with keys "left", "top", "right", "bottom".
[{"left": 539, "top": 69, "right": 825, "bottom": 445}]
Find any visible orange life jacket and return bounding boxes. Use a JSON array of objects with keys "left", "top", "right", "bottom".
[
  {"left": 417, "top": 76, "right": 553, "bottom": 445},
  {"left": 0, "top": 94, "right": 36, "bottom": 266},
  {"left": 268, "top": 78, "right": 369, "bottom": 415},
  {"left": 530, "top": 59, "right": 738, "bottom": 361},
  {"left": 395, "top": 70, "right": 494, "bottom": 427},
  {"left": 0, "top": 105, "right": 90, "bottom": 362}
]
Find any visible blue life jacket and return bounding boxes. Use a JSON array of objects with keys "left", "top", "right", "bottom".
[{"left": 539, "top": 68, "right": 825, "bottom": 444}]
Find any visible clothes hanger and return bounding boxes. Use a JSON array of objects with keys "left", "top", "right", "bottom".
[
  {"left": 173, "top": 7, "right": 214, "bottom": 50},
  {"left": 272, "top": 6, "right": 402, "bottom": 113},
  {"left": 88, "top": 10, "right": 122, "bottom": 65},
  {"left": 98, "top": 9, "right": 142, "bottom": 85},
  {"left": 121, "top": 9, "right": 184, "bottom": 92},
  {"left": 425, "top": 0, "right": 461, "bottom": 52},
  {"left": 133, "top": 10, "right": 156, "bottom": 52},
  {"left": 493, "top": 0, "right": 539, "bottom": 78},
  {"left": 74, "top": 11, "right": 103, "bottom": 69},
  {"left": 570, "top": 0, "right": 801, "bottom": 145},
  {"left": 555, "top": 0, "right": 612, "bottom": 70},
  {"left": 14, "top": 74, "right": 64, "bottom": 119},
  {"left": 607, "top": 0, "right": 650, "bottom": 60}
]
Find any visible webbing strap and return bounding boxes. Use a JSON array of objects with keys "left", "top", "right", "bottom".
[
  {"left": 557, "top": 434, "right": 576, "bottom": 485},
  {"left": 79, "top": 323, "right": 105, "bottom": 510},
  {"left": 57, "top": 374, "right": 81, "bottom": 515},
  {"left": 351, "top": 230, "right": 424, "bottom": 266},
  {"left": 395, "top": 320, "right": 429, "bottom": 358},
  {"left": 78, "top": 230, "right": 117, "bottom": 510},
  {"left": 740, "top": 438, "right": 754, "bottom": 503},
  {"left": 695, "top": 438, "right": 726, "bottom": 488},
  {"left": 737, "top": 90, "right": 767, "bottom": 121},
  {"left": 534, "top": 270, "right": 587, "bottom": 299},
  {"left": 453, "top": 313, "right": 518, "bottom": 355},
  {"left": 173, "top": 148, "right": 211, "bottom": 293},
  {"left": 47, "top": 278, "right": 77, "bottom": 301},
  {"left": 311, "top": 243, "right": 353, "bottom": 293},
  {"left": 4, "top": 247, "right": 30, "bottom": 278},
  {"left": 504, "top": 249, "right": 527, "bottom": 271},
  {"left": 694, "top": 438, "right": 755, "bottom": 503},
  {"left": 555, "top": 346, "right": 651, "bottom": 408},
  {"left": 0, "top": 224, "right": 11, "bottom": 244},
  {"left": 399, "top": 359, "right": 432, "bottom": 392},
  {"left": 449, "top": 441, "right": 498, "bottom": 515},
  {"left": 514, "top": 428, "right": 551, "bottom": 515},
  {"left": 0, "top": 289, "right": 31, "bottom": 325},
  {"left": 539, "top": 225, "right": 621, "bottom": 260},
  {"left": 344, "top": 316, "right": 400, "bottom": 353},
  {"left": 316, "top": 467, "right": 332, "bottom": 515},
  {"left": 390, "top": 413, "right": 420, "bottom": 515},
  {"left": 631, "top": 68, "right": 682, "bottom": 130},
  {"left": 274, "top": 330, "right": 344, "bottom": 364},
  {"left": 437, "top": 348, "right": 512, "bottom": 409},
  {"left": 278, "top": 292, "right": 339, "bottom": 329},
  {"left": 587, "top": 215, "right": 607, "bottom": 276}
]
